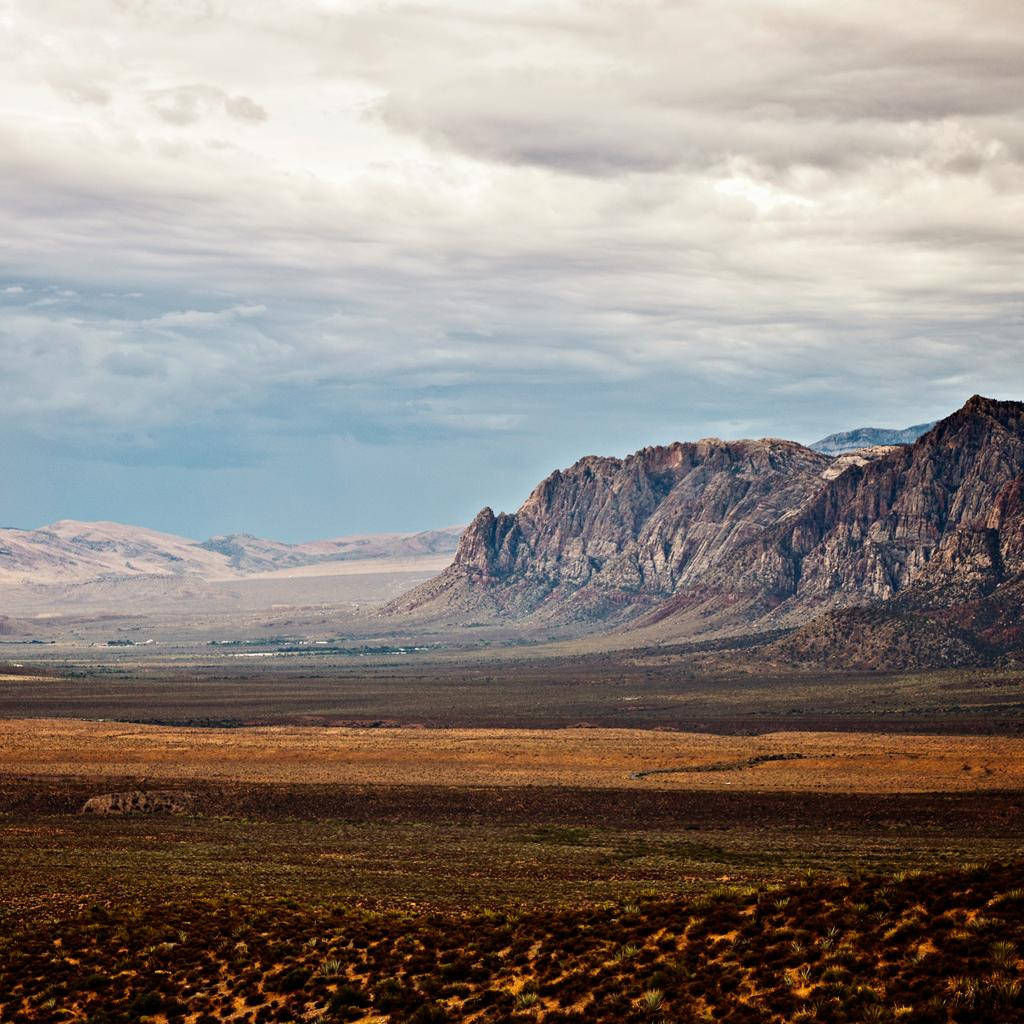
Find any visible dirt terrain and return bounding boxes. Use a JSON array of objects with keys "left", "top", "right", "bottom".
[
  {"left": 3, "top": 650, "right": 1023, "bottom": 1022},
  {"left": 3, "top": 718, "right": 1024, "bottom": 792},
  {"left": 4, "top": 644, "right": 1024, "bottom": 735}
]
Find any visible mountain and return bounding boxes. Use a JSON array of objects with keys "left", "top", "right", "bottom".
[
  {"left": 391, "top": 397, "right": 1024, "bottom": 663},
  {"left": 809, "top": 422, "right": 935, "bottom": 455},
  {"left": 0, "top": 521, "right": 462, "bottom": 585},
  {"left": 199, "top": 527, "right": 464, "bottom": 574},
  {"left": 391, "top": 437, "right": 838, "bottom": 623},
  {"left": 0, "top": 521, "right": 236, "bottom": 585}
]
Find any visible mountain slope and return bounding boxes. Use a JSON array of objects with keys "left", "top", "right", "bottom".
[
  {"left": 390, "top": 437, "right": 834, "bottom": 623},
  {"left": 199, "top": 527, "right": 463, "bottom": 574},
  {"left": 0, "top": 522, "right": 462, "bottom": 585},
  {"left": 809, "top": 421, "right": 935, "bottom": 455},
  {"left": 391, "top": 397, "right": 1024, "bottom": 656},
  {"left": 0, "top": 521, "right": 237, "bottom": 585}
]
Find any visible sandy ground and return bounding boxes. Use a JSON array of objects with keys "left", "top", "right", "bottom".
[{"left": 1, "top": 719, "right": 1023, "bottom": 792}]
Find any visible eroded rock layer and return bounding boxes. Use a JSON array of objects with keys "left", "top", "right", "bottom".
[{"left": 392, "top": 397, "right": 1024, "bottom": 656}]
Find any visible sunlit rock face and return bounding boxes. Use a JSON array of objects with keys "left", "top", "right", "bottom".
[{"left": 391, "top": 397, "right": 1024, "bottom": 643}]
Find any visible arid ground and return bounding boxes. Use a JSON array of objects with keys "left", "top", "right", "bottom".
[
  {"left": 2, "top": 647, "right": 1023, "bottom": 1022},
  {"left": 5, "top": 718, "right": 1024, "bottom": 791}
]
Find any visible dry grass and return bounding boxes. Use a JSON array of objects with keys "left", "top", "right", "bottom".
[
  {"left": 1, "top": 719, "right": 1023, "bottom": 791},
  {"left": 3, "top": 858, "right": 1023, "bottom": 1023}
]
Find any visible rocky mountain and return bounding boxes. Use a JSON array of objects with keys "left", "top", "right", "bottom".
[
  {"left": 809, "top": 421, "right": 935, "bottom": 455},
  {"left": 0, "top": 521, "right": 462, "bottom": 585},
  {"left": 391, "top": 437, "right": 838, "bottom": 623},
  {"left": 392, "top": 397, "right": 1024, "bottom": 663}
]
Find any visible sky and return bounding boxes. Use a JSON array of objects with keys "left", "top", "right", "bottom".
[{"left": 1, "top": 0, "right": 1023, "bottom": 541}]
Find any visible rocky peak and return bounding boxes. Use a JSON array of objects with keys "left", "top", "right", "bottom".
[{"left": 388, "top": 397, "right": 1024, "bottom": 643}]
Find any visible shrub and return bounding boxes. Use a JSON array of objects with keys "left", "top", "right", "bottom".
[
  {"left": 990, "top": 940, "right": 1017, "bottom": 969},
  {"left": 405, "top": 1002, "right": 448, "bottom": 1024},
  {"left": 267, "top": 966, "right": 310, "bottom": 992},
  {"left": 638, "top": 988, "right": 664, "bottom": 1012},
  {"left": 127, "top": 990, "right": 164, "bottom": 1015}
]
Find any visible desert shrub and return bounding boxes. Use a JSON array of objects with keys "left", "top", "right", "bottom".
[
  {"left": 318, "top": 956, "right": 344, "bottom": 978},
  {"left": 405, "top": 1002, "right": 448, "bottom": 1024},
  {"left": 439, "top": 959, "right": 473, "bottom": 981},
  {"left": 515, "top": 989, "right": 539, "bottom": 1009},
  {"left": 638, "top": 988, "right": 664, "bottom": 1011},
  {"left": 373, "top": 978, "right": 414, "bottom": 1012},
  {"left": 267, "top": 966, "right": 310, "bottom": 992},
  {"left": 127, "top": 990, "right": 164, "bottom": 1015},
  {"left": 990, "top": 939, "right": 1017, "bottom": 969}
]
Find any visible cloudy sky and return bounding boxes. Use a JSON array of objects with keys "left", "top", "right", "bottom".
[{"left": 2, "top": 0, "right": 1023, "bottom": 540}]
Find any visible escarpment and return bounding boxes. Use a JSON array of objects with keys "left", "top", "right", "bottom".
[{"left": 389, "top": 397, "right": 1024, "bottom": 660}]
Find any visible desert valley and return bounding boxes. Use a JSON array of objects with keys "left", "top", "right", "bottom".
[
  {"left": 5, "top": 2, "right": 1024, "bottom": 1019},
  {"left": 2, "top": 397, "right": 1024, "bottom": 1023}
]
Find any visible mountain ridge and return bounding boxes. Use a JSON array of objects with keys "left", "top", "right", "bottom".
[
  {"left": 390, "top": 396, "right": 1024, "bottom": 665},
  {"left": 809, "top": 421, "right": 936, "bottom": 455},
  {"left": 0, "top": 521, "right": 463, "bottom": 586}
]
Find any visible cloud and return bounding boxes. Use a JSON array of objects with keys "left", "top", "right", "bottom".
[
  {"left": 3, "top": 286, "right": 25, "bottom": 295},
  {"left": 0, "top": 0, "right": 1021, "bottom": 534},
  {"left": 145, "top": 84, "right": 267, "bottom": 126},
  {"left": 47, "top": 73, "right": 111, "bottom": 106},
  {"left": 143, "top": 304, "right": 267, "bottom": 328},
  {"left": 224, "top": 94, "right": 267, "bottom": 122}
]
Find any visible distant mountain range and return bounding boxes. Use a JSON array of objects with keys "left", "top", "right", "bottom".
[
  {"left": 0, "top": 521, "right": 463, "bottom": 585},
  {"left": 391, "top": 397, "right": 1024, "bottom": 668},
  {"left": 809, "top": 422, "right": 935, "bottom": 455}
]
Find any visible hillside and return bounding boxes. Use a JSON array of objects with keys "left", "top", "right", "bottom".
[
  {"left": 0, "top": 521, "right": 462, "bottom": 586},
  {"left": 391, "top": 397, "right": 1024, "bottom": 663},
  {"left": 5, "top": 856, "right": 1023, "bottom": 1023},
  {"left": 810, "top": 421, "right": 936, "bottom": 455},
  {"left": 200, "top": 528, "right": 462, "bottom": 574}
]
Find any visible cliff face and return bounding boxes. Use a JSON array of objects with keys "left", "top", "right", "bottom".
[
  {"left": 750, "top": 395, "right": 1024, "bottom": 612},
  {"left": 391, "top": 438, "right": 832, "bottom": 621},
  {"left": 390, "top": 397, "right": 1024, "bottom": 647}
]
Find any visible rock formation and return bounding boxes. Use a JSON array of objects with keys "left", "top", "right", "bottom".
[
  {"left": 391, "top": 396, "right": 1024, "bottom": 662},
  {"left": 80, "top": 790, "right": 196, "bottom": 815}
]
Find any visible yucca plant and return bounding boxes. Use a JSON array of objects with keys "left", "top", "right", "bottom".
[
  {"left": 317, "top": 957, "right": 343, "bottom": 978},
  {"left": 638, "top": 988, "right": 664, "bottom": 1012},
  {"left": 859, "top": 1005, "right": 888, "bottom": 1023},
  {"left": 991, "top": 940, "right": 1017, "bottom": 969},
  {"left": 990, "top": 975, "right": 1023, "bottom": 1008},
  {"left": 990, "top": 887, "right": 1024, "bottom": 906}
]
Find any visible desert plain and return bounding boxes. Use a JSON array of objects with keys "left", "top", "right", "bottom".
[{"left": 0, "top": 634, "right": 1022, "bottom": 1024}]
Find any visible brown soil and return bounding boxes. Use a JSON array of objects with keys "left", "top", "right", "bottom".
[{"left": 2, "top": 718, "right": 1023, "bottom": 792}]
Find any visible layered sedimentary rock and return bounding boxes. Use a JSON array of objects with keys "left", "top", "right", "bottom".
[
  {"left": 392, "top": 397, "right": 1024, "bottom": 652},
  {"left": 392, "top": 438, "right": 832, "bottom": 623}
]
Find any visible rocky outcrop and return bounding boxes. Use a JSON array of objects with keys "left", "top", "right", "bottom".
[
  {"left": 80, "top": 790, "right": 196, "bottom": 815},
  {"left": 746, "top": 395, "right": 1024, "bottom": 616},
  {"left": 391, "top": 438, "right": 832, "bottom": 622},
  {"left": 391, "top": 397, "right": 1024, "bottom": 655}
]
